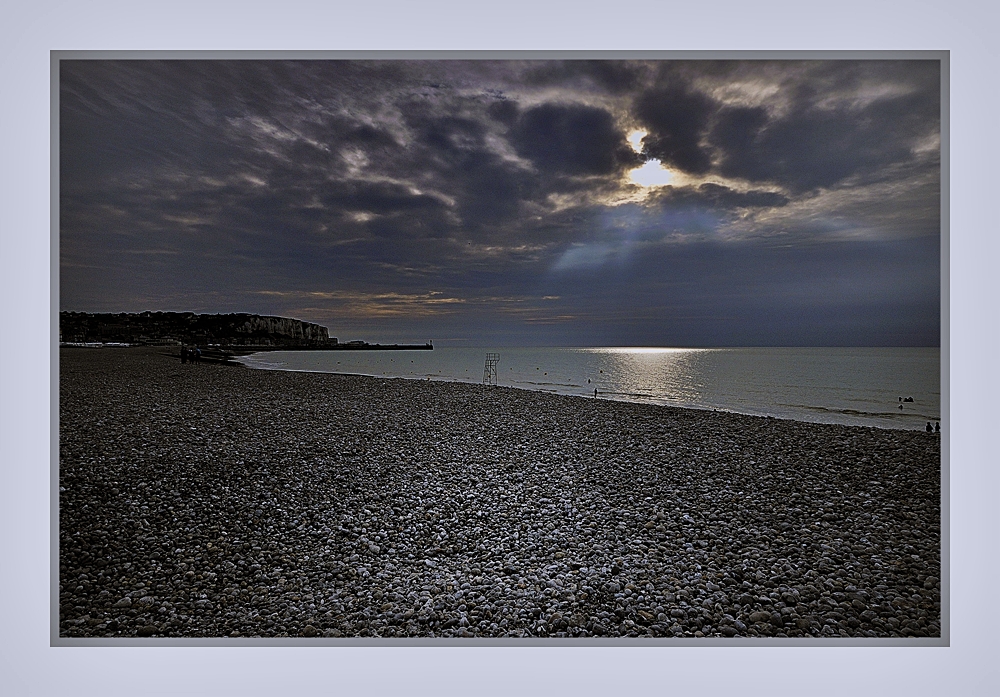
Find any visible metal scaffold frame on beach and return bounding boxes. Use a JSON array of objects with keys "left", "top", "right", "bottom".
[{"left": 483, "top": 352, "right": 500, "bottom": 387}]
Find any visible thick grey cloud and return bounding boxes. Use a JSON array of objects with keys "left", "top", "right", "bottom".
[
  {"left": 634, "top": 83, "right": 716, "bottom": 175},
  {"left": 650, "top": 183, "right": 790, "bottom": 211},
  {"left": 59, "top": 58, "right": 941, "bottom": 346},
  {"left": 522, "top": 60, "right": 650, "bottom": 94},
  {"left": 511, "top": 103, "right": 642, "bottom": 177},
  {"left": 708, "top": 61, "right": 940, "bottom": 192}
]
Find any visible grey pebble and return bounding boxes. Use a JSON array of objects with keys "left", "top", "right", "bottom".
[{"left": 58, "top": 348, "right": 941, "bottom": 639}]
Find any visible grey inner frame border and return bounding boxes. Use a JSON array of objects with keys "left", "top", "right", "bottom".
[{"left": 50, "top": 48, "right": 950, "bottom": 647}]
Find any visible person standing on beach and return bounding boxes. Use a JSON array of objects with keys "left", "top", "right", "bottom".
[
  {"left": 180, "top": 346, "right": 187, "bottom": 364},
  {"left": 594, "top": 387, "right": 598, "bottom": 398}
]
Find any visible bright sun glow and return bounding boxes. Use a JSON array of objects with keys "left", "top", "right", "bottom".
[
  {"left": 627, "top": 130, "right": 646, "bottom": 153},
  {"left": 629, "top": 159, "right": 674, "bottom": 187},
  {"left": 578, "top": 347, "right": 708, "bottom": 354}
]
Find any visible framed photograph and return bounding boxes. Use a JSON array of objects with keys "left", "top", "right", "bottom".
[{"left": 55, "top": 53, "right": 944, "bottom": 646}]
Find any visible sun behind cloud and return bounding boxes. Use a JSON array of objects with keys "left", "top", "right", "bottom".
[
  {"left": 629, "top": 159, "right": 675, "bottom": 187},
  {"left": 628, "top": 129, "right": 646, "bottom": 153},
  {"left": 626, "top": 129, "right": 674, "bottom": 187}
]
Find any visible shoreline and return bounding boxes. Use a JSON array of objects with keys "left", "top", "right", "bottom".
[
  {"left": 59, "top": 347, "right": 941, "bottom": 639},
  {"left": 236, "top": 349, "right": 939, "bottom": 433}
]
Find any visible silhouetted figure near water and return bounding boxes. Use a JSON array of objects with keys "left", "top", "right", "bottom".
[
  {"left": 594, "top": 387, "right": 598, "bottom": 398},
  {"left": 180, "top": 346, "right": 187, "bottom": 364},
  {"left": 926, "top": 422, "right": 933, "bottom": 433},
  {"left": 935, "top": 422, "right": 941, "bottom": 433}
]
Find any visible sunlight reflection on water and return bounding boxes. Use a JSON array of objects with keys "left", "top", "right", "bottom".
[{"left": 573, "top": 347, "right": 707, "bottom": 404}]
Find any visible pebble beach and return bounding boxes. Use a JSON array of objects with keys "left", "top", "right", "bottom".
[{"left": 59, "top": 347, "right": 942, "bottom": 639}]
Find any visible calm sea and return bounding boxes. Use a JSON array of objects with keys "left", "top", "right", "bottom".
[{"left": 237, "top": 347, "right": 941, "bottom": 431}]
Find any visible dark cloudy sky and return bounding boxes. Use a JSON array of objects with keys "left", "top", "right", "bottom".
[{"left": 60, "top": 58, "right": 941, "bottom": 346}]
